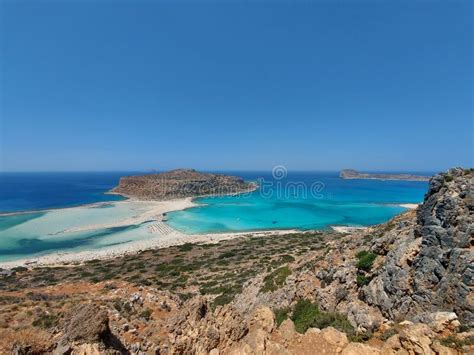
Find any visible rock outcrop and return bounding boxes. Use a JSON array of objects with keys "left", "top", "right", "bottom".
[
  {"left": 362, "top": 168, "right": 473, "bottom": 326},
  {"left": 111, "top": 169, "right": 256, "bottom": 200},
  {"left": 55, "top": 303, "right": 127, "bottom": 355}
]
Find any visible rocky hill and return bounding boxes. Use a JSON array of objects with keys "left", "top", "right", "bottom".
[
  {"left": 340, "top": 169, "right": 431, "bottom": 181},
  {"left": 110, "top": 169, "right": 256, "bottom": 200},
  {"left": 0, "top": 168, "right": 472, "bottom": 354}
]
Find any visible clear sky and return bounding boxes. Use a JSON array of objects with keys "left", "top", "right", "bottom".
[{"left": 1, "top": 1, "right": 472, "bottom": 172}]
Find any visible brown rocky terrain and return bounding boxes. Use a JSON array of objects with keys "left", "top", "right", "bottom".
[
  {"left": 110, "top": 169, "right": 256, "bottom": 200},
  {"left": 0, "top": 168, "right": 472, "bottom": 354}
]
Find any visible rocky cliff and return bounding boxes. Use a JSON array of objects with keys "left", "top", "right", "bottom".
[
  {"left": 111, "top": 169, "right": 256, "bottom": 200},
  {"left": 362, "top": 167, "right": 473, "bottom": 326}
]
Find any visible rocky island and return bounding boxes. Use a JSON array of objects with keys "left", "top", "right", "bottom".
[
  {"left": 0, "top": 168, "right": 472, "bottom": 354},
  {"left": 340, "top": 169, "right": 431, "bottom": 181},
  {"left": 111, "top": 169, "right": 257, "bottom": 200}
]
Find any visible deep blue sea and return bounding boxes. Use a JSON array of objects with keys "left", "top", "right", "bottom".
[
  {"left": 0, "top": 171, "right": 430, "bottom": 262},
  {"left": 0, "top": 172, "right": 129, "bottom": 213}
]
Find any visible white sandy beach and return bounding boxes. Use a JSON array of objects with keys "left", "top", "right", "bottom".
[
  {"left": 330, "top": 226, "right": 367, "bottom": 233},
  {"left": 0, "top": 197, "right": 302, "bottom": 269},
  {"left": 0, "top": 228, "right": 302, "bottom": 269},
  {"left": 399, "top": 203, "right": 419, "bottom": 209},
  {"left": 61, "top": 197, "right": 197, "bottom": 233},
  {"left": 0, "top": 197, "right": 423, "bottom": 269}
]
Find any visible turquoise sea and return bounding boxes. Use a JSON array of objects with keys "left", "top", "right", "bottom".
[
  {"left": 166, "top": 171, "right": 429, "bottom": 233},
  {"left": 0, "top": 171, "right": 430, "bottom": 262}
]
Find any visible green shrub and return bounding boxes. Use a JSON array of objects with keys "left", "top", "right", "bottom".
[
  {"left": 349, "top": 331, "right": 372, "bottom": 343},
  {"left": 177, "top": 293, "right": 193, "bottom": 302},
  {"left": 140, "top": 308, "right": 152, "bottom": 320},
  {"left": 356, "top": 274, "right": 370, "bottom": 287},
  {"left": 291, "top": 299, "right": 354, "bottom": 335},
  {"left": 261, "top": 266, "right": 292, "bottom": 293},
  {"left": 178, "top": 243, "right": 194, "bottom": 252},
  {"left": 379, "top": 328, "right": 397, "bottom": 341},
  {"left": 444, "top": 175, "right": 454, "bottom": 182},
  {"left": 212, "top": 292, "right": 234, "bottom": 308},
  {"left": 211, "top": 284, "right": 242, "bottom": 309},
  {"left": 440, "top": 335, "right": 474, "bottom": 350},
  {"left": 274, "top": 307, "right": 290, "bottom": 327},
  {"left": 356, "top": 250, "right": 377, "bottom": 272},
  {"left": 279, "top": 254, "right": 295, "bottom": 263},
  {"left": 291, "top": 299, "right": 319, "bottom": 333}
]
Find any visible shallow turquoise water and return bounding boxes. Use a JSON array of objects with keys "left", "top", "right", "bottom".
[
  {"left": 166, "top": 172, "right": 428, "bottom": 233},
  {"left": 0, "top": 202, "right": 159, "bottom": 262},
  {"left": 0, "top": 171, "right": 429, "bottom": 262}
]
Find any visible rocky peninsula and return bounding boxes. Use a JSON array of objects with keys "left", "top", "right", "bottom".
[
  {"left": 1, "top": 168, "right": 472, "bottom": 354},
  {"left": 340, "top": 169, "right": 431, "bottom": 181},
  {"left": 111, "top": 169, "right": 257, "bottom": 200}
]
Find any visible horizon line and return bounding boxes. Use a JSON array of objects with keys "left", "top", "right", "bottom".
[{"left": 0, "top": 169, "right": 443, "bottom": 174}]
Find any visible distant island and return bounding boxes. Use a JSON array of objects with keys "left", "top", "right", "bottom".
[
  {"left": 111, "top": 168, "right": 257, "bottom": 200},
  {"left": 340, "top": 169, "right": 431, "bottom": 181}
]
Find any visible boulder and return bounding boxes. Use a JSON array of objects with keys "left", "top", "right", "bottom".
[
  {"left": 249, "top": 306, "right": 274, "bottom": 333},
  {"left": 62, "top": 303, "right": 109, "bottom": 344},
  {"left": 426, "top": 312, "right": 460, "bottom": 333},
  {"left": 398, "top": 324, "right": 434, "bottom": 355},
  {"left": 278, "top": 319, "right": 296, "bottom": 342}
]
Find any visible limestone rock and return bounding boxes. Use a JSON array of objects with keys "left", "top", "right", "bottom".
[
  {"left": 278, "top": 319, "right": 296, "bottom": 342},
  {"left": 341, "top": 343, "right": 381, "bottom": 355},
  {"left": 62, "top": 303, "right": 109, "bottom": 344},
  {"left": 398, "top": 324, "right": 434, "bottom": 355},
  {"left": 425, "top": 312, "right": 460, "bottom": 334},
  {"left": 362, "top": 168, "right": 474, "bottom": 326},
  {"left": 249, "top": 306, "right": 274, "bottom": 333}
]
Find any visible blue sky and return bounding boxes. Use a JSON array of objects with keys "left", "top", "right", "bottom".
[{"left": 1, "top": 1, "right": 472, "bottom": 172}]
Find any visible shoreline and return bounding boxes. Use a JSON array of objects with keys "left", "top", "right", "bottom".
[
  {"left": 0, "top": 187, "right": 421, "bottom": 269},
  {"left": 0, "top": 228, "right": 303, "bottom": 269},
  {"left": 399, "top": 203, "right": 419, "bottom": 209},
  {"left": 330, "top": 226, "right": 367, "bottom": 233},
  {"left": 0, "top": 182, "right": 258, "bottom": 217}
]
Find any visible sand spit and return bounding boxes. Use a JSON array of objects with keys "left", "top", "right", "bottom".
[
  {"left": 0, "top": 227, "right": 302, "bottom": 269},
  {"left": 399, "top": 203, "right": 419, "bottom": 209}
]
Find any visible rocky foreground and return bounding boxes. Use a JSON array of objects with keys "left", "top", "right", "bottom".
[
  {"left": 111, "top": 169, "right": 256, "bottom": 200},
  {"left": 0, "top": 168, "right": 472, "bottom": 354}
]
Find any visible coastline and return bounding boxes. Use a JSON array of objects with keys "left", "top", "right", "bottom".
[
  {"left": 0, "top": 184, "right": 423, "bottom": 269},
  {"left": 0, "top": 227, "right": 302, "bottom": 269},
  {"left": 0, "top": 185, "right": 264, "bottom": 269}
]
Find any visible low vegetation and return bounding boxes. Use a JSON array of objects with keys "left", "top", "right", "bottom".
[
  {"left": 0, "top": 231, "right": 329, "bottom": 329},
  {"left": 356, "top": 250, "right": 377, "bottom": 272},
  {"left": 261, "top": 266, "right": 292, "bottom": 293},
  {"left": 440, "top": 335, "right": 474, "bottom": 350},
  {"left": 356, "top": 274, "right": 370, "bottom": 287},
  {"left": 274, "top": 299, "right": 355, "bottom": 336},
  {"left": 274, "top": 307, "right": 291, "bottom": 327}
]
